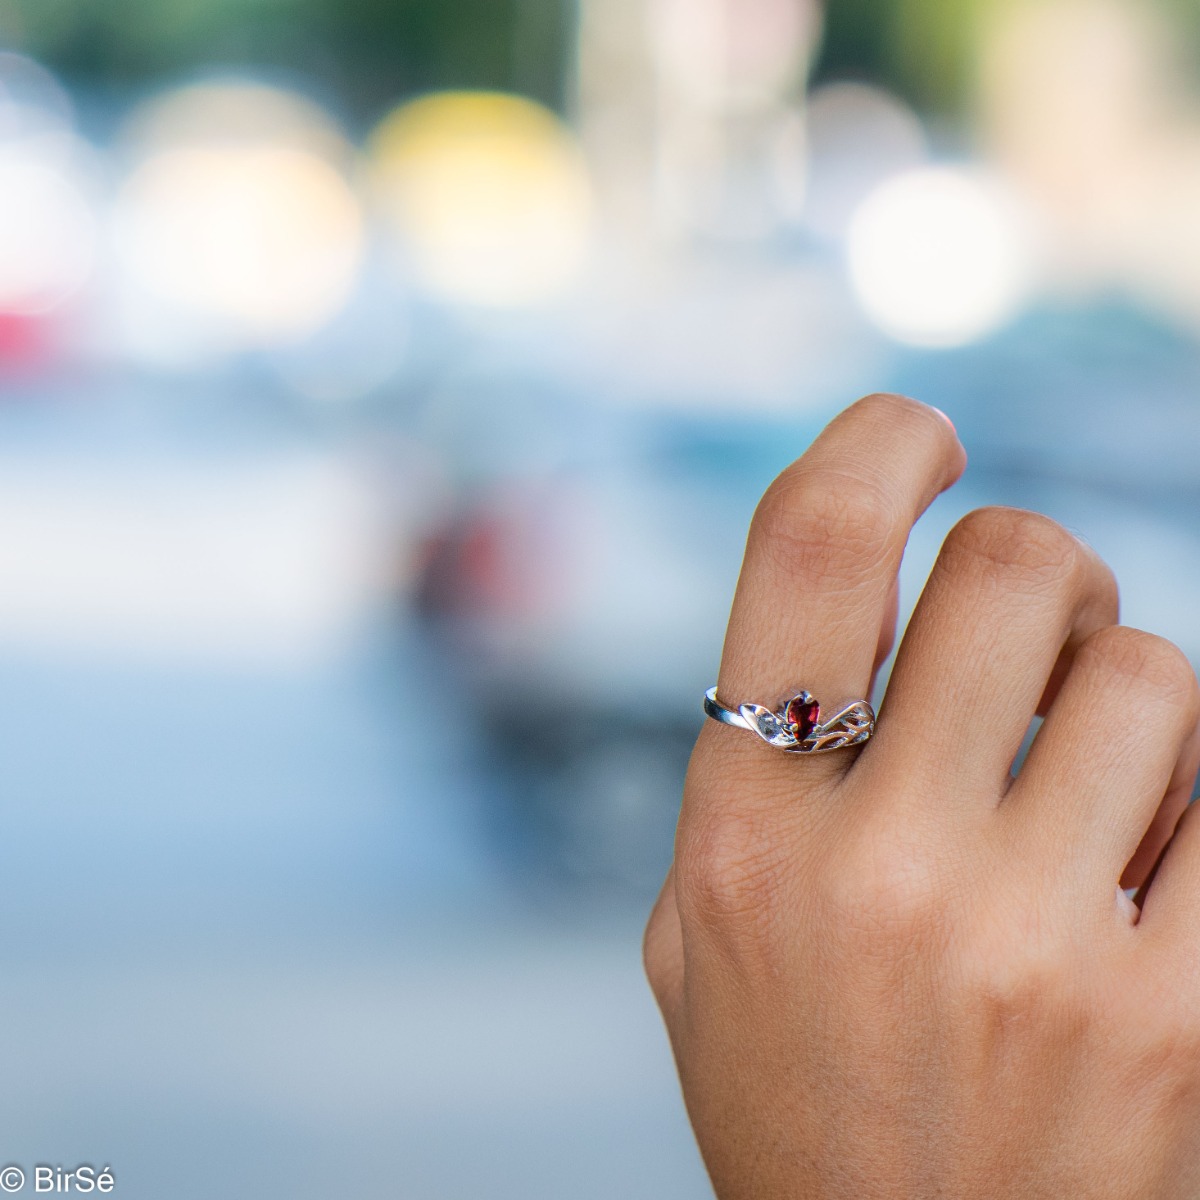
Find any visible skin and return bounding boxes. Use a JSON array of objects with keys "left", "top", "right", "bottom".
[{"left": 644, "top": 394, "right": 1200, "bottom": 1199}]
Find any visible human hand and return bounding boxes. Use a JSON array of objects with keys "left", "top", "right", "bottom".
[{"left": 645, "top": 394, "right": 1200, "bottom": 1198}]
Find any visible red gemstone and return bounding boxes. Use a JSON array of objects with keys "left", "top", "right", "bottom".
[{"left": 785, "top": 694, "right": 820, "bottom": 740}]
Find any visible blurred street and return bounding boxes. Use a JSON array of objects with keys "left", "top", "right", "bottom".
[{"left": 0, "top": 381, "right": 713, "bottom": 1198}]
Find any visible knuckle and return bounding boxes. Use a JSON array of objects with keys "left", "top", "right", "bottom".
[
  {"left": 675, "top": 807, "right": 782, "bottom": 931},
  {"left": 1164, "top": 996, "right": 1200, "bottom": 1063},
  {"left": 642, "top": 899, "right": 678, "bottom": 1003},
  {"left": 819, "top": 826, "right": 944, "bottom": 951},
  {"left": 955, "top": 896, "right": 1087, "bottom": 1031},
  {"left": 1077, "top": 626, "right": 1198, "bottom": 705},
  {"left": 967, "top": 943, "right": 1081, "bottom": 1034},
  {"left": 752, "top": 467, "right": 896, "bottom": 587},
  {"left": 1107, "top": 962, "right": 1200, "bottom": 1090},
  {"left": 1131, "top": 959, "right": 1198, "bottom": 1050},
  {"left": 942, "top": 506, "right": 1081, "bottom": 592}
]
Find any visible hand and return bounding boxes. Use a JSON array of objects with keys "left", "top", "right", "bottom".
[{"left": 645, "top": 394, "right": 1200, "bottom": 1199}]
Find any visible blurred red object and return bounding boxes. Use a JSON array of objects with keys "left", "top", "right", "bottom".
[
  {"left": 0, "top": 311, "right": 53, "bottom": 372},
  {"left": 418, "top": 491, "right": 561, "bottom": 624}
]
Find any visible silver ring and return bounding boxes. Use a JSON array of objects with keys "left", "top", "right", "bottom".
[{"left": 703, "top": 686, "right": 875, "bottom": 754}]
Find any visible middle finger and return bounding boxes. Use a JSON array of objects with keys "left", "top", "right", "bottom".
[{"left": 867, "top": 506, "right": 1119, "bottom": 808}]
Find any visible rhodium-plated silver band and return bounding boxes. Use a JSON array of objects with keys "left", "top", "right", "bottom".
[
  {"left": 703, "top": 686, "right": 875, "bottom": 754},
  {"left": 703, "top": 687, "right": 756, "bottom": 730}
]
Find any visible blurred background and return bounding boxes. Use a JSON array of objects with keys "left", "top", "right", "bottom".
[{"left": 0, "top": 0, "right": 1199, "bottom": 1194}]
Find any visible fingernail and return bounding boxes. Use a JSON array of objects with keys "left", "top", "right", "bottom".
[{"left": 929, "top": 405, "right": 956, "bottom": 435}]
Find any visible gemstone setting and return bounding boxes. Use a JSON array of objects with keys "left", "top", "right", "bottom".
[{"left": 785, "top": 693, "right": 820, "bottom": 740}]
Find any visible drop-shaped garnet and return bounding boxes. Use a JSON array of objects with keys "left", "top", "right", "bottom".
[{"left": 785, "top": 693, "right": 820, "bottom": 740}]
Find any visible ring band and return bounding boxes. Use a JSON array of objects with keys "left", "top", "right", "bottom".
[{"left": 703, "top": 686, "right": 875, "bottom": 754}]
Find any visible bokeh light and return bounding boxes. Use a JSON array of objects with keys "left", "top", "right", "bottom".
[
  {"left": 369, "top": 91, "right": 592, "bottom": 308},
  {"left": 847, "top": 167, "right": 1035, "bottom": 347},
  {"left": 0, "top": 53, "right": 95, "bottom": 316},
  {"left": 803, "top": 82, "right": 928, "bottom": 241},
  {"left": 119, "top": 81, "right": 353, "bottom": 167},
  {"left": 116, "top": 146, "right": 362, "bottom": 342},
  {"left": 112, "top": 81, "right": 364, "bottom": 356},
  {"left": 0, "top": 152, "right": 95, "bottom": 314}
]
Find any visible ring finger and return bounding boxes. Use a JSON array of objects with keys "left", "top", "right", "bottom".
[{"left": 699, "top": 393, "right": 964, "bottom": 798}]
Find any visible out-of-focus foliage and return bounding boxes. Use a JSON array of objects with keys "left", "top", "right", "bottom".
[
  {"left": 0, "top": 0, "right": 574, "bottom": 115},
  {"left": 807, "top": 0, "right": 982, "bottom": 111},
  {"left": 819, "top": 0, "right": 1200, "bottom": 114}
]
